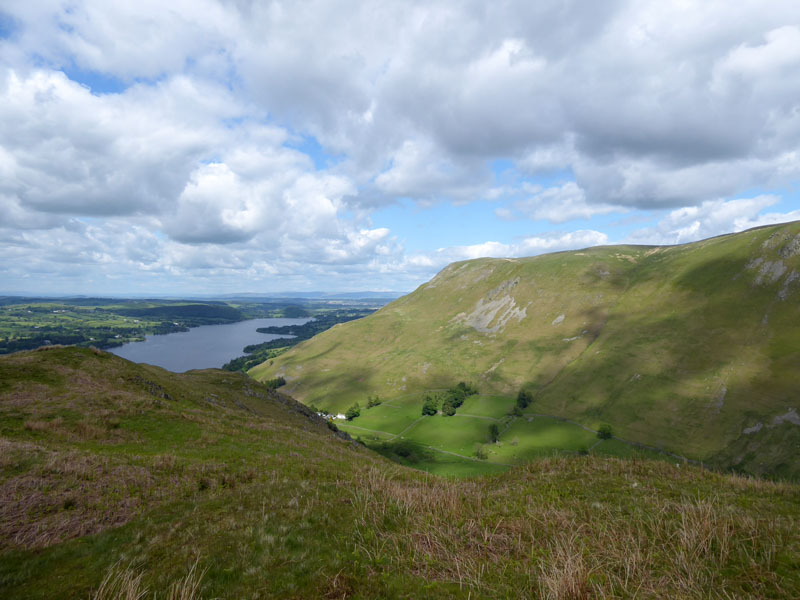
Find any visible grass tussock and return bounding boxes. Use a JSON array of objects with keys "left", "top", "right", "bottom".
[
  {"left": 166, "top": 560, "right": 206, "bottom": 600},
  {"left": 91, "top": 561, "right": 206, "bottom": 600},
  {"left": 92, "top": 564, "right": 147, "bottom": 600},
  {"left": 23, "top": 418, "right": 65, "bottom": 435}
]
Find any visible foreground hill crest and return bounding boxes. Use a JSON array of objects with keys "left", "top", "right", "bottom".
[{"left": 2, "top": 346, "right": 799, "bottom": 598}]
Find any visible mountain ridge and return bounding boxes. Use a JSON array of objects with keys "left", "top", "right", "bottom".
[{"left": 251, "top": 220, "right": 800, "bottom": 478}]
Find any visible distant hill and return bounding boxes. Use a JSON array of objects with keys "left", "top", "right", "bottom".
[
  {"left": 218, "top": 291, "right": 405, "bottom": 299},
  {"left": 112, "top": 302, "right": 243, "bottom": 321},
  {"left": 1, "top": 346, "right": 798, "bottom": 598},
  {"left": 251, "top": 221, "right": 800, "bottom": 479}
]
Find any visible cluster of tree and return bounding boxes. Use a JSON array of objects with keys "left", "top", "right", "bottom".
[
  {"left": 255, "top": 308, "right": 374, "bottom": 338},
  {"left": 516, "top": 389, "right": 533, "bottom": 410},
  {"left": 421, "top": 394, "right": 439, "bottom": 416},
  {"left": 597, "top": 424, "right": 613, "bottom": 439},
  {"left": 221, "top": 347, "right": 286, "bottom": 372},
  {"left": 263, "top": 376, "right": 286, "bottom": 390},
  {"left": 421, "top": 382, "right": 479, "bottom": 416},
  {"left": 281, "top": 305, "right": 310, "bottom": 318},
  {"left": 241, "top": 339, "right": 294, "bottom": 355},
  {"left": 441, "top": 390, "right": 464, "bottom": 416},
  {"left": 0, "top": 333, "right": 86, "bottom": 354},
  {"left": 366, "top": 395, "right": 382, "bottom": 408},
  {"left": 346, "top": 402, "right": 361, "bottom": 420},
  {"left": 474, "top": 444, "right": 488, "bottom": 460}
]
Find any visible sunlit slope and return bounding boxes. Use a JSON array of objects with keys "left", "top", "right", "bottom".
[{"left": 251, "top": 221, "right": 800, "bottom": 474}]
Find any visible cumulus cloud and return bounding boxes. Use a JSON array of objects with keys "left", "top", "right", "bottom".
[
  {"left": 429, "top": 230, "right": 609, "bottom": 265},
  {"left": 512, "top": 182, "right": 626, "bottom": 223},
  {"left": 1, "top": 0, "right": 237, "bottom": 81},
  {"left": 1, "top": 1, "right": 799, "bottom": 293},
  {"left": 374, "top": 139, "right": 489, "bottom": 204},
  {"left": 0, "top": 68, "right": 234, "bottom": 217},
  {"left": 625, "top": 195, "right": 800, "bottom": 245}
]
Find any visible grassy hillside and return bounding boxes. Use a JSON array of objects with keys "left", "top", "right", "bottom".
[
  {"left": 1, "top": 347, "right": 799, "bottom": 598},
  {"left": 251, "top": 221, "right": 800, "bottom": 478}
]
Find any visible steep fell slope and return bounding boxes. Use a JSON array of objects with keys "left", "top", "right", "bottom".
[{"left": 251, "top": 221, "right": 800, "bottom": 477}]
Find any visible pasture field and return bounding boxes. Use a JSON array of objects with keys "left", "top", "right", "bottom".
[
  {"left": 338, "top": 391, "right": 675, "bottom": 476},
  {"left": 345, "top": 399, "right": 423, "bottom": 435},
  {"left": 402, "top": 414, "right": 498, "bottom": 456},
  {"left": 458, "top": 394, "right": 514, "bottom": 418},
  {"left": 491, "top": 416, "right": 597, "bottom": 460}
]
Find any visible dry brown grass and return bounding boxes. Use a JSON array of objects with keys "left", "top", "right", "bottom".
[
  {"left": 91, "top": 560, "right": 206, "bottom": 600},
  {"left": 0, "top": 448, "right": 199, "bottom": 551},
  {"left": 75, "top": 420, "right": 108, "bottom": 439},
  {"left": 0, "top": 438, "right": 44, "bottom": 469},
  {"left": 23, "top": 418, "right": 66, "bottom": 435},
  {"left": 537, "top": 532, "right": 591, "bottom": 600},
  {"left": 92, "top": 564, "right": 148, "bottom": 600},
  {"left": 346, "top": 458, "right": 797, "bottom": 598},
  {"left": 166, "top": 560, "right": 206, "bottom": 600}
]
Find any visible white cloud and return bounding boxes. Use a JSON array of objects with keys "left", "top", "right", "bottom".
[
  {"left": 514, "top": 182, "right": 627, "bottom": 223},
  {"left": 1, "top": 1, "right": 800, "bottom": 293},
  {"left": 2, "top": 0, "right": 238, "bottom": 81},
  {"left": 714, "top": 25, "right": 800, "bottom": 81},
  {"left": 625, "top": 195, "right": 800, "bottom": 245},
  {"left": 430, "top": 230, "right": 609, "bottom": 264},
  {"left": 0, "top": 68, "right": 234, "bottom": 217},
  {"left": 374, "top": 139, "right": 488, "bottom": 203},
  {"left": 165, "top": 162, "right": 271, "bottom": 244},
  {"left": 516, "top": 139, "right": 576, "bottom": 174}
]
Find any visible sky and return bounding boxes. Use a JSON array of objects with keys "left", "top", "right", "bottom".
[{"left": 1, "top": 1, "right": 800, "bottom": 296}]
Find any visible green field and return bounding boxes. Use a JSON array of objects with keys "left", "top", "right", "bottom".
[
  {"left": 338, "top": 392, "right": 671, "bottom": 476},
  {"left": 253, "top": 221, "right": 800, "bottom": 480},
  {"left": 403, "top": 413, "right": 497, "bottom": 456},
  {"left": 343, "top": 398, "right": 423, "bottom": 435},
  {"left": 492, "top": 417, "right": 597, "bottom": 458},
  {"left": 458, "top": 394, "right": 514, "bottom": 418}
]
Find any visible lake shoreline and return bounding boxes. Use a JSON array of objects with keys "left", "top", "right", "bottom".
[{"left": 109, "top": 317, "right": 311, "bottom": 373}]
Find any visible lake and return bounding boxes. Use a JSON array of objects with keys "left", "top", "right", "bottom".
[{"left": 109, "top": 317, "right": 311, "bottom": 372}]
